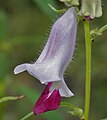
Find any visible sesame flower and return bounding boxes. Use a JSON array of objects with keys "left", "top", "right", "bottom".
[{"left": 14, "top": 7, "right": 77, "bottom": 115}]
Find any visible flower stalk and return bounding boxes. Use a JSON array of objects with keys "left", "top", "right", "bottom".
[
  {"left": 84, "top": 20, "right": 91, "bottom": 120},
  {"left": 20, "top": 112, "right": 34, "bottom": 120}
]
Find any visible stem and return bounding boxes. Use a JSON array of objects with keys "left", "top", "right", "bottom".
[
  {"left": 0, "top": 95, "right": 25, "bottom": 103},
  {"left": 84, "top": 20, "right": 91, "bottom": 120},
  {"left": 61, "top": 102, "right": 77, "bottom": 110},
  {"left": 99, "top": 24, "right": 107, "bottom": 33},
  {"left": 20, "top": 112, "right": 34, "bottom": 120},
  {"left": 61, "top": 102, "right": 83, "bottom": 119}
]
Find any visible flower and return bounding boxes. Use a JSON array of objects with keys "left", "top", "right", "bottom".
[
  {"left": 79, "top": 0, "right": 102, "bottom": 19},
  {"left": 14, "top": 7, "right": 77, "bottom": 115}
]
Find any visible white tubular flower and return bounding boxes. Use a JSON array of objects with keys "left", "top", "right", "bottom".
[{"left": 80, "top": 0, "right": 102, "bottom": 19}]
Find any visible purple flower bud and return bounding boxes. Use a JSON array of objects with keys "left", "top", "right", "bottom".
[{"left": 14, "top": 7, "right": 77, "bottom": 114}]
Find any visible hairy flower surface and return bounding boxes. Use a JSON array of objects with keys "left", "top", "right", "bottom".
[{"left": 14, "top": 7, "right": 77, "bottom": 114}]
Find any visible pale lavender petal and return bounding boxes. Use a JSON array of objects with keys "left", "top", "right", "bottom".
[
  {"left": 51, "top": 78, "right": 74, "bottom": 97},
  {"left": 59, "top": 78, "right": 74, "bottom": 97},
  {"left": 14, "top": 63, "right": 29, "bottom": 74}
]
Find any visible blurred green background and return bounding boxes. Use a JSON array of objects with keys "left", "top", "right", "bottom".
[{"left": 0, "top": 0, "right": 107, "bottom": 120}]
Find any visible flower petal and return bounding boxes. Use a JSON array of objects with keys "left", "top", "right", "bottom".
[
  {"left": 14, "top": 63, "right": 29, "bottom": 74},
  {"left": 59, "top": 78, "right": 74, "bottom": 97},
  {"left": 33, "top": 82, "right": 61, "bottom": 115}
]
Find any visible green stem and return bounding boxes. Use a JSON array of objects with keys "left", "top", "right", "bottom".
[
  {"left": 84, "top": 20, "right": 91, "bottom": 120},
  {"left": 0, "top": 95, "right": 25, "bottom": 103},
  {"left": 20, "top": 112, "right": 34, "bottom": 120},
  {"left": 99, "top": 24, "right": 107, "bottom": 33}
]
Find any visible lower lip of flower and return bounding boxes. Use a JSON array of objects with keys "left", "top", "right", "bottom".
[{"left": 33, "top": 82, "right": 62, "bottom": 115}]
